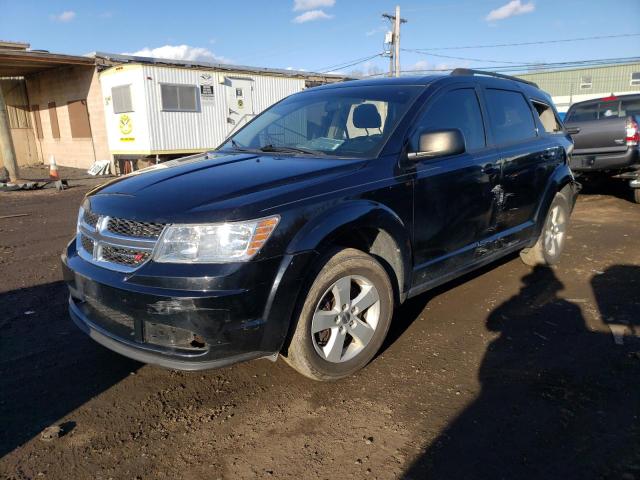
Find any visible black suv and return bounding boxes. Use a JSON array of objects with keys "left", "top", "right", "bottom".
[{"left": 62, "top": 69, "right": 578, "bottom": 381}]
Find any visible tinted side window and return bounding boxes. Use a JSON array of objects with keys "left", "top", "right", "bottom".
[
  {"left": 621, "top": 98, "right": 640, "bottom": 117},
  {"left": 485, "top": 89, "right": 536, "bottom": 144},
  {"left": 412, "top": 88, "right": 486, "bottom": 151},
  {"left": 566, "top": 104, "right": 598, "bottom": 122}
]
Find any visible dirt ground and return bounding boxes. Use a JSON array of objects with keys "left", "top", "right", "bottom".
[{"left": 1, "top": 180, "right": 639, "bottom": 480}]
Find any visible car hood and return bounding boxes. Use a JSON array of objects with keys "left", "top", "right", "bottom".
[{"left": 86, "top": 152, "right": 367, "bottom": 222}]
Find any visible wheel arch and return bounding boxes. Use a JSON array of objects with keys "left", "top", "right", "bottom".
[
  {"left": 285, "top": 200, "right": 412, "bottom": 304},
  {"left": 533, "top": 163, "right": 579, "bottom": 239}
]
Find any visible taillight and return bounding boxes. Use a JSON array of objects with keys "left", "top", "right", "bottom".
[{"left": 626, "top": 117, "right": 639, "bottom": 146}]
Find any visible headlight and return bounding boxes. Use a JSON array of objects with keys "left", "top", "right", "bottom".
[{"left": 153, "top": 216, "right": 280, "bottom": 263}]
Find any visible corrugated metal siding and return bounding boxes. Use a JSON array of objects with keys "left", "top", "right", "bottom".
[
  {"left": 517, "top": 63, "right": 640, "bottom": 97},
  {"left": 140, "top": 66, "right": 304, "bottom": 153}
]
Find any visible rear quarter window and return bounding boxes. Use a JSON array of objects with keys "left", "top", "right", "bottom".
[{"left": 532, "top": 101, "right": 563, "bottom": 133}]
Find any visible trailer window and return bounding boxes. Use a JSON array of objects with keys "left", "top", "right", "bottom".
[
  {"left": 160, "top": 84, "right": 199, "bottom": 112},
  {"left": 631, "top": 72, "right": 640, "bottom": 87},
  {"left": 112, "top": 85, "right": 133, "bottom": 114}
]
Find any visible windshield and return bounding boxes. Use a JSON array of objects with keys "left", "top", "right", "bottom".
[{"left": 220, "top": 85, "right": 422, "bottom": 158}]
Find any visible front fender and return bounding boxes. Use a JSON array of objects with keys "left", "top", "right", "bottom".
[
  {"left": 262, "top": 200, "right": 412, "bottom": 354},
  {"left": 286, "top": 200, "right": 412, "bottom": 296}
]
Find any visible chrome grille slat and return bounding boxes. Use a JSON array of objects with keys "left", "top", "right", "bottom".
[
  {"left": 80, "top": 234, "right": 94, "bottom": 254},
  {"left": 106, "top": 218, "right": 164, "bottom": 239},
  {"left": 83, "top": 210, "right": 100, "bottom": 228},
  {"left": 77, "top": 208, "right": 164, "bottom": 272},
  {"left": 101, "top": 245, "right": 151, "bottom": 267}
]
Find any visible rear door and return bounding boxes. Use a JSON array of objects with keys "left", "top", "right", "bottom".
[
  {"left": 483, "top": 88, "right": 556, "bottom": 240},
  {"left": 411, "top": 85, "right": 501, "bottom": 284}
]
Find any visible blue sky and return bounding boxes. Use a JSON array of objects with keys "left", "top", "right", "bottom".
[{"left": 1, "top": 0, "right": 639, "bottom": 75}]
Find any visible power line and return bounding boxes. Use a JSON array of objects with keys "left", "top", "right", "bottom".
[
  {"left": 317, "top": 53, "right": 384, "bottom": 73},
  {"left": 402, "top": 49, "right": 529, "bottom": 64},
  {"left": 362, "top": 56, "right": 640, "bottom": 77},
  {"left": 407, "top": 33, "right": 640, "bottom": 51}
]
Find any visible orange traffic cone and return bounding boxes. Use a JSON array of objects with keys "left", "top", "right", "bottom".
[{"left": 49, "top": 155, "right": 60, "bottom": 180}]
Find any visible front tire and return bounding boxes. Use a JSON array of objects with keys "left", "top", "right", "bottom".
[
  {"left": 283, "top": 248, "right": 394, "bottom": 381},
  {"left": 520, "top": 190, "right": 570, "bottom": 266}
]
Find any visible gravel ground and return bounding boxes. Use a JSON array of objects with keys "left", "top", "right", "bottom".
[{"left": 0, "top": 181, "right": 639, "bottom": 480}]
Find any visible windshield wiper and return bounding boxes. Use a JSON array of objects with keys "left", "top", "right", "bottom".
[
  {"left": 259, "top": 144, "right": 325, "bottom": 156},
  {"left": 227, "top": 139, "right": 257, "bottom": 152}
]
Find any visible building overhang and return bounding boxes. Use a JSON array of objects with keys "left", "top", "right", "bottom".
[{"left": 0, "top": 50, "right": 95, "bottom": 78}]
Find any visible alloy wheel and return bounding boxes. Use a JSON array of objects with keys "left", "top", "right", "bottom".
[
  {"left": 311, "top": 275, "right": 381, "bottom": 363},
  {"left": 544, "top": 204, "right": 566, "bottom": 257}
]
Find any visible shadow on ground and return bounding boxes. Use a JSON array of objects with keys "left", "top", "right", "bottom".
[
  {"left": 578, "top": 175, "right": 638, "bottom": 204},
  {"left": 0, "top": 281, "right": 139, "bottom": 457},
  {"left": 403, "top": 265, "right": 640, "bottom": 479}
]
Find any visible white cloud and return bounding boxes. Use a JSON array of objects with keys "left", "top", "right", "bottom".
[
  {"left": 292, "top": 10, "right": 333, "bottom": 23},
  {"left": 123, "top": 45, "right": 231, "bottom": 64},
  {"left": 293, "top": 0, "right": 335, "bottom": 11},
  {"left": 50, "top": 10, "right": 76, "bottom": 22},
  {"left": 365, "top": 25, "right": 387, "bottom": 37},
  {"left": 486, "top": 0, "right": 535, "bottom": 21},
  {"left": 405, "top": 60, "right": 457, "bottom": 74}
]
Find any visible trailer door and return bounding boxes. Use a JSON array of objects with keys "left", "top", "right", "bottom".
[{"left": 226, "top": 78, "right": 255, "bottom": 134}]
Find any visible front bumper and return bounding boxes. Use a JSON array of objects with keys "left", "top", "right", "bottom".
[{"left": 62, "top": 239, "right": 315, "bottom": 370}]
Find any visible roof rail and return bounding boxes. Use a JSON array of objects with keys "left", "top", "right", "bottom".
[{"left": 450, "top": 68, "right": 539, "bottom": 88}]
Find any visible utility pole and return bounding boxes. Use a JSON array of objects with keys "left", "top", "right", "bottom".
[
  {"left": 382, "top": 5, "right": 407, "bottom": 78},
  {"left": 0, "top": 86, "right": 19, "bottom": 182}
]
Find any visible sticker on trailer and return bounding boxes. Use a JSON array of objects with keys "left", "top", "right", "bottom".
[
  {"left": 200, "top": 84, "right": 215, "bottom": 102},
  {"left": 200, "top": 74, "right": 215, "bottom": 103},
  {"left": 119, "top": 114, "right": 133, "bottom": 135}
]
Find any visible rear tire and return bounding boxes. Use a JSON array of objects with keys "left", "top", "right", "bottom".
[
  {"left": 633, "top": 188, "right": 640, "bottom": 204},
  {"left": 520, "top": 190, "right": 570, "bottom": 266},
  {"left": 283, "top": 248, "right": 394, "bottom": 381}
]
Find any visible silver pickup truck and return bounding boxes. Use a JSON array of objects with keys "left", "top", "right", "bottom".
[{"left": 564, "top": 93, "right": 640, "bottom": 203}]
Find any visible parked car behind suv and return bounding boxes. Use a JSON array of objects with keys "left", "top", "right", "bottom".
[
  {"left": 564, "top": 93, "right": 640, "bottom": 202},
  {"left": 62, "top": 69, "right": 578, "bottom": 381}
]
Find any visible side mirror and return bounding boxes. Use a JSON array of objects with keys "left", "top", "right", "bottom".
[{"left": 407, "top": 129, "right": 466, "bottom": 160}]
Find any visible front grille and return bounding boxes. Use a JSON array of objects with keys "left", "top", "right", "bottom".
[
  {"left": 83, "top": 209, "right": 100, "bottom": 228},
  {"left": 106, "top": 218, "right": 165, "bottom": 239},
  {"left": 79, "top": 208, "right": 159, "bottom": 272},
  {"left": 101, "top": 245, "right": 151, "bottom": 267},
  {"left": 80, "top": 235, "right": 94, "bottom": 254}
]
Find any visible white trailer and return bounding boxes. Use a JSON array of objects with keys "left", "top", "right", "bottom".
[{"left": 96, "top": 54, "right": 345, "bottom": 162}]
